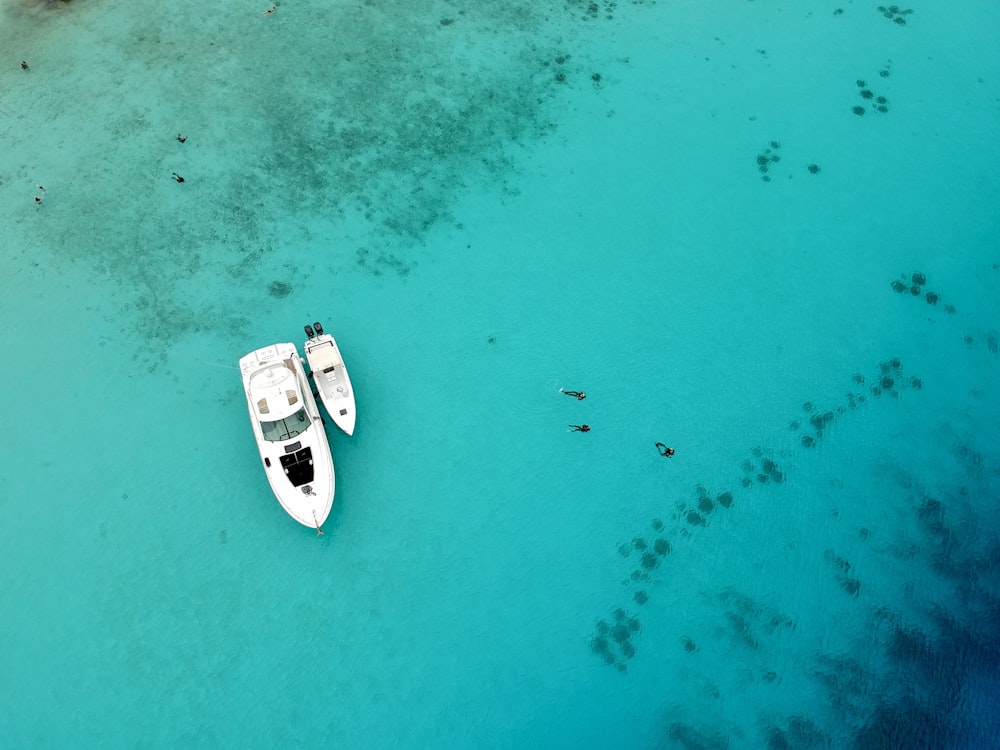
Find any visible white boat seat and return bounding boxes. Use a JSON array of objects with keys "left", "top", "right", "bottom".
[
  {"left": 310, "top": 345, "right": 346, "bottom": 389},
  {"left": 308, "top": 342, "right": 340, "bottom": 371}
]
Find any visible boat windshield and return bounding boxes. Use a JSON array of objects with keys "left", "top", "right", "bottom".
[{"left": 260, "top": 407, "right": 310, "bottom": 442}]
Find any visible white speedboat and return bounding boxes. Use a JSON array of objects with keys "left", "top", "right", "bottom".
[
  {"left": 239, "top": 343, "right": 335, "bottom": 532},
  {"left": 303, "top": 322, "right": 356, "bottom": 436}
]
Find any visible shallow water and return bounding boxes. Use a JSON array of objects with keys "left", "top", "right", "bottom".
[{"left": 2, "top": 1, "right": 999, "bottom": 748}]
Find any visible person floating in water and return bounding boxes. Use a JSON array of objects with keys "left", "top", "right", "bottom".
[
  {"left": 176, "top": 134, "right": 187, "bottom": 143},
  {"left": 21, "top": 61, "right": 29, "bottom": 71},
  {"left": 569, "top": 424, "right": 591, "bottom": 432},
  {"left": 263, "top": 5, "right": 277, "bottom": 14},
  {"left": 34, "top": 196, "right": 42, "bottom": 205},
  {"left": 171, "top": 172, "right": 185, "bottom": 183},
  {"left": 656, "top": 442, "right": 675, "bottom": 458},
  {"left": 560, "top": 388, "right": 586, "bottom": 400}
]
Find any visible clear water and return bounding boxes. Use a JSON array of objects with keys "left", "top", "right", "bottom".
[{"left": 2, "top": 1, "right": 999, "bottom": 748}]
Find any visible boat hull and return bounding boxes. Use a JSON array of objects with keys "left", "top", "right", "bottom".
[
  {"left": 239, "top": 343, "right": 335, "bottom": 529},
  {"left": 303, "top": 333, "right": 357, "bottom": 436}
]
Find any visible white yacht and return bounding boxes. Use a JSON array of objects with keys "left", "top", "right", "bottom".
[
  {"left": 239, "top": 343, "right": 334, "bottom": 532},
  {"left": 303, "top": 322, "right": 357, "bottom": 436}
]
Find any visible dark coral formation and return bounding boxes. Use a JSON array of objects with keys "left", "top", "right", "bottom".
[
  {"left": 825, "top": 549, "right": 862, "bottom": 597},
  {"left": 741, "top": 450, "right": 787, "bottom": 483},
  {"left": 591, "top": 608, "right": 642, "bottom": 671},
  {"left": 756, "top": 140, "right": 782, "bottom": 182},
  {"left": 268, "top": 280, "right": 291, "bottom": 298},
  {"left": 686, "top": 509, "right": 707, "bottom": 527},
  {"left": 890, "top": 271, "right": 954, "bottom": 313},
  {"left": 355, "top": 248, "right": 413, "bottom": 278},
  {"left": 766, "top": 716, "right": 829, "bottom": 748},
  {"left": 760, "top": 457, "right": 785, "bottom": 483},
  {"left": 852, "top": 75, "right": 890, "bottom": 116},
  {"left": 717, "top": 588, "right": 796, "bottom": 650},
  {"left": 877, "top": 5, "right": 914, "bottom": 25}
]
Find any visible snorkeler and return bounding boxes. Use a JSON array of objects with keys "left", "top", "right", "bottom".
[
  {"left": 655, "top": 442, "right": 675, "bottom": 458},
  {"left": 263, "top": 5, "right": 277, "bottom": 14},
  {"left": 560, "top": 388, "right": 587, "bottom": 401},
  {"left": 171, "top": 172, "right": 185, "bottom": 183},
  {"left": 176, "top": 134, "right": 187, "bottom": 143},
  {"left": 21, "top": 61, "right": 29, "bottom": 71},
  {"left": 569, "top": 425, "right": 591, "bottom": 432}
]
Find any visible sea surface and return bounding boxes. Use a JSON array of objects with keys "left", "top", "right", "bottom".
[{"left": 2, "top": 1, "right": 999, "bottom": 748}]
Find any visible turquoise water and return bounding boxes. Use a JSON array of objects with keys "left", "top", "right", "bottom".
[{"left": 2, "top": 1, "right": 999, "bottom": 747}]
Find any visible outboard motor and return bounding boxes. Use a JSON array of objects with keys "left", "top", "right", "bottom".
[
  {"left": 304, "top": 324, "right": 315, "bottom": 339},
  {"left": 313, "top": 321, "right": 325, "bottom": 335}
]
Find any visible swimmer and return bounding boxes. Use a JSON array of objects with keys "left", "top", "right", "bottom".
[
  {"left": 37, "top": 185, "right": 46, "bottom": 193},
  {"left": 21, "top": 61, "right": 29, "bottom": 71},
  {"left": 176, "top": 134, "right": 187, "bottom": 143},
  {"left": 263, "top": 5, "right": 277, "bottom": 14},
  {"left": 569, "top": 424, "right": 591, "bottom": 432},
  {"left": 655, "top": 442, "right": 675, "bottom": 458},
  {"left": 34, "top": 196, "right": 42, "bottom": 205},
  {"left": 171, "top": 172, "right": 185, "bottom": 183},
  {"left": 560, "top": 388, "right": 587, "bottom": 400}
]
